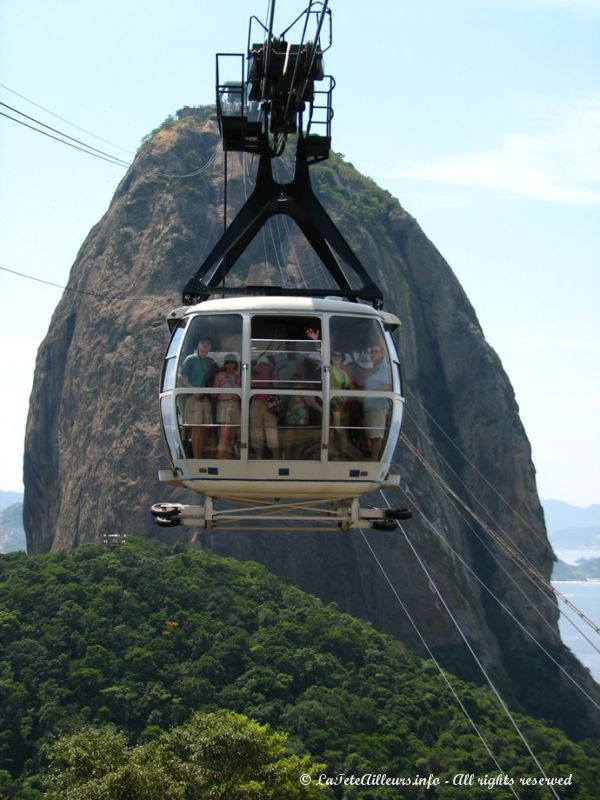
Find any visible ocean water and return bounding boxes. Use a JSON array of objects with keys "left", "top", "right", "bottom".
[{"left": 553, "top": 580, "right": 600, "bottom": 682}]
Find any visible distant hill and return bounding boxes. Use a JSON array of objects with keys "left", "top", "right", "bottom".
[
  {"left": 550, "top": 527, "right": 600, "bottom": 550},
  {"left": 553, "top": 557, "right": 600, "bottom": 581},
  {"left": 543, "top": 500, "right": 600, "bottom": 537},
  {"left": 0, "top": 490, "right": 23, "bottom": 512},
  {"left": 0, "top": 502, "right": 25, "bottom": 553},
  {"left": 544, "top": 501, "right": 600, "bottom": 582}
]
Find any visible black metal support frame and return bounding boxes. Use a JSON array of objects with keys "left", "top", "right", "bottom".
[{"left": 182, "top": 137, "right": 383, "bottom": 307}]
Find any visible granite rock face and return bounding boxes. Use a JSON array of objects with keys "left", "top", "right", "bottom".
[{"left": 23, "top": 108, "right": 600, "bottom": 735}]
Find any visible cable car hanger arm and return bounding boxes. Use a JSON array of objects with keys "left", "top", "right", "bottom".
[{"left": 182, "top": 141, "right": 383, "bottom": 306}]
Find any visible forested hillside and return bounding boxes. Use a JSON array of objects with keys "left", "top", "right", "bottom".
[{"left": 1, "top": 539, "right": 599, "bottom": 798}]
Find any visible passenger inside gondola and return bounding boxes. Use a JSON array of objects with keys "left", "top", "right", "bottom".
[
  {"left": 280, "top": 360, "right": 322, "bottom": 459},
  {"left": 175, "top": 314, "right": 243, "bottom": 459},
  {"left": 251, "top": 315, "right": 322, "bottom": 392},
  {"left": 364, "top": 344, "right": 392, "bottom": 459},
  {"left": 250, "top": 356, "right": 280, "bottom": 459},
  {"left": 328, "top": 316, "right": 393, "bottom": 461},
  {"left": 214, "top": 354, "right": 241, "bottom": 459},
  {"left": 329, "top": 347, "right": 352, "bottom": 458},
  {"left": 178, "top": 336, "right": 218, "bottom": 458},
  {"left": 277, "top": 341, "right": 304, "bottom": 386}
]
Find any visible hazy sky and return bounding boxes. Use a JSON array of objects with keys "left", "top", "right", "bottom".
[{"left": 0, "top": 0, "right": 598, "bottom": 505}]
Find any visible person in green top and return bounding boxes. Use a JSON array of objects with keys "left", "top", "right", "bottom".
[
  {"left": 330, "top": 350, "right": 350, "bottom": 389},
  {"left": 330, "top": 349, "right": 351, "bottom": 421},
  {"left": 329, "top": 349, "right": 353, "bottom": 459}
]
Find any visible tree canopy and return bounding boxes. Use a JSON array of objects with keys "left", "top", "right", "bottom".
[
  {"left": 0, "top": 538, "right": 599, "bottom": 798},
  {"left": 44, "top": 709, "right": 325, "bottom": 800}
]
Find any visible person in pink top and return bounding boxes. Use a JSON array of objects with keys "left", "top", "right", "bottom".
[{"left": 214, "top": 354, "right": 241, "bottom": 458}]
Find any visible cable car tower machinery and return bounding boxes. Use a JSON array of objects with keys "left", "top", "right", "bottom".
[
  {"left": 153, "top": 1, "right": 410, "bottom": 531},
  {"left": 182, "top": 0, "right": 382, "bottom": 307}
]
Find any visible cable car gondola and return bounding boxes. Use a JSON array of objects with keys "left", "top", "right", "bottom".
[{"left": 152, "top": 2, "right": 409, "bottom": 531}]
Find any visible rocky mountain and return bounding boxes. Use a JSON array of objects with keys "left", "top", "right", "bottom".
[{"left": 23, "top": 107, "right": 600, "bottom": 735}]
